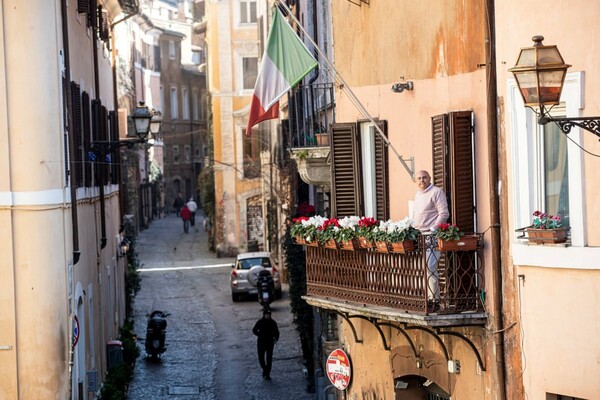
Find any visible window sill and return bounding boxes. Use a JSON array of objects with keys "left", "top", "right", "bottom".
[{"left": 512, "top": 241, "right": 600, "bottom": 270}]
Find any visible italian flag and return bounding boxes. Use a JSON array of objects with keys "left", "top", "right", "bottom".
[{"left": 246, "top": 8, "right": 318, "bottom": 135}]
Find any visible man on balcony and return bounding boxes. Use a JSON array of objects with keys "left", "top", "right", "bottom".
[{"left": 412, "top": 170, "right": 449, "bottom": 311}]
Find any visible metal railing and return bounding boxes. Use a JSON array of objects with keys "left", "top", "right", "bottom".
[
  {"left": 288, "top": 82, "right": 335, "bottom": 148},
  {"left": 304, "top": 235, "right": 484, "bottom": 316}
]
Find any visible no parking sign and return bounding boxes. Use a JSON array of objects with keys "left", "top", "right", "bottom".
[
  {"left": 326, "top": 349, "right": 352, "bottom": 390},
  {"left": 72, "top": 315, "right": 80, "bottom": 347}
]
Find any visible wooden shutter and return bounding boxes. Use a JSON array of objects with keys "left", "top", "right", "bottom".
[
  {"left": 82, "top": 92, "right": 92, "bottom": 187},
  {"left": 98, "top": 8, "right": 109, "bottom": 41},
  {"left": 330, "top": 123, "right": 362, "bottom": 217},
  {"left": 88, "top": 0, "right": 97, "bottom": 29},
  {"left": 62, "top": 77, "right": 70, "bottom": 184},
  {"left": 374, "top": 121, "right": 389, "bottom": 220},
  {"left": 77, "top": 0, "right": 88, "bottom": 14},
  {"left": 431, "top": 114, "right": 449, "bottom": 194},
  {"left": 71, "top": 82, "right": 83, "bottom": 188},
  {"left": 449, "top": 111, "right": 475, "bottom": 233},
  {"left": 108, "top": 111, "right": 119, "bottom": 185}
]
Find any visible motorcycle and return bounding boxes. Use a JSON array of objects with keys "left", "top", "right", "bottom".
[
  {"left": 145, "top": 310, "right": 170, "bottom": 359},
  {"left": 256, "top": 269, "right": 275, "bottom": 311}
]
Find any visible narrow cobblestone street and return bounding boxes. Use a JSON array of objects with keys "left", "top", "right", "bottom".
[{"left": 126, "top": 214, "right": 313, "bottom": 400}]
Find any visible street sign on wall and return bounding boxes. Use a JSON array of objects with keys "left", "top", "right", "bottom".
[{"left": 326, "top": 348, "right": 352, "bottom": 390}]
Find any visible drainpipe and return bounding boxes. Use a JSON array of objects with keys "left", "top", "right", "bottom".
[
  {"left": 60, "top": 0, "right": 81, "bottom": 265},
  {"left": 485, "top": 0, "right": 507, "bottom": 398}
]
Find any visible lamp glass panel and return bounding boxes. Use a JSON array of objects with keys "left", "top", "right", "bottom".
[
  {"left": 516, "top": 48, "right": 536, "bottom": 67},
  {"left": 150, "top": 120, "right": 161, "bottom": 135},
  {"left": 537, "top": 47, "right": 563, "bottom": 65},
  {"left": 134, "top": 118, "right": 151, "bottom": 139},
  {"left": 514, "top": 71, "right": 540, "bottom": 104},
  {"left": 537, "top": 70, "right": 565, "bottom": 103}
]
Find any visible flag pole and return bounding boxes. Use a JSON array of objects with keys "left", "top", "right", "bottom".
[{"left": 275, "top": 0, "right": 415, "bottom": 181}]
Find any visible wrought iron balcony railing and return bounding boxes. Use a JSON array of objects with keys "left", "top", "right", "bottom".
[
  {"left": 303, "top": 235, "right": 485, "bottom": 321},
  {"left": 288, "top": 82, "right": 335, "bottom": 148}
]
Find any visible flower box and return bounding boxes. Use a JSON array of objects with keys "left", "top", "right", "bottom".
[
  {"left": 437, "top": 235, "right": 479, "bottom": 251},
  {"left": 323, "top": 239, "right": 338, "bottom": 250},
  {"left": 375, "top": 241, "right": 390, "bottom": 253},
  {"left": 294, "top": 235, "right": 306, "bottom": 245},
  {"left": 304, "top": 239, "right": 318, "bottom": 247},
  {"left": 339, "top": 239, "right": 358, "bottom": 251},
  {"left": 389, "top": 240, "right": 415, "bottom": 254},
  {"left": 358, "top": 236, "right": 374, "bottom": 249},
  {"left": 526, "top": 228, "right": 567, "bottom": 244}
]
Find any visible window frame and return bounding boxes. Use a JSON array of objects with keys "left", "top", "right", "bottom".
[
  {"left": 508, "top": 71, "right": 598, "bottom": 269},
  {"left": 238, "top": 0, "right": 257, "bottom": 25},
  {"left": 170, "top": 86, "right": 178, "bottom": 120}
]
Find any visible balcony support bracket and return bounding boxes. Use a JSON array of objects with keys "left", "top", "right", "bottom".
[
  {"left": 376, "top": 322, "right": 418, "bottom": 357},
  {"left": 436, "top": 329, "right": 486, "bottom": 371},
  {"left": 405, "top": 325, "right": 450, "bottom": 362},
  {"left": 336, "top": 312, "right": 363, "bottom": 344}
]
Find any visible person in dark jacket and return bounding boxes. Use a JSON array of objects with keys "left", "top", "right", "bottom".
[
  {"left": 172, "top": 192, "right": 184, "bottom": 217},
  {"left": 252, "top": 310, "right": 279, "bottom": 380}
]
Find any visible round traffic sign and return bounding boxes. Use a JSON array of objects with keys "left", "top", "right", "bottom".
[
  {"left": 72, "top": 315, "right": 80, "bottom": 347},
  {"left": 326, "top": 348, "right": 352, "bottom": 390}
]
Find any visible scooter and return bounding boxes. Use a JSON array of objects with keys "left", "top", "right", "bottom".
[
  {"left": 256, "top": 269, "right": 275, "bottom": 311},
  {"left": 145, "top": 310, "right": 170, "bottom": 359}
]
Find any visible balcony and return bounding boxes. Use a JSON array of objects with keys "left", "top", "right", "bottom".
[
  {"left": 287, "top": 82, "right": 335, "bottom": 148},
  {"left": 302, "top": 235, "right": 487, "bottom": 328}
]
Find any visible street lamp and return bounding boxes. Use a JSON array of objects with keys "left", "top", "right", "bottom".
[
  {"left": 150, "top": 110, "right": 163, "bottom": 138},
  {"left": 509, "top": 35, "right": 600, "bottom": 137},
  {"left": 89, "top": 101, "right": 155, "bottom": 160}
]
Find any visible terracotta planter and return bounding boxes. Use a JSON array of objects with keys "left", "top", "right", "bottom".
[
  {"left": 338, "top": 239, "right": 358, "bottom": 251},
  {"left": 323, "top": 239, "right": 338, "bottom": 250},
  {"left": 389, "top": 240, "right": 415, "bottom": 254},
  {"left": 358, "top": 236, "right": 374, "bottom": 249},
  {"left": 375, "top": 241, "right": 390, "bottom": 253},
  {"left": 294, "top": 235, "right": 305, "bottom": 245},
  {"left": 304, "top": 239, "right": 318, "bottom": 247},
  {"left": 437, "top": 235, "right": 479, "bottom": 251},
  {"left": 526, "top": 228, "right": 567, "bottom": 244},
  {"left": 315, "top": 133, "right": 329, "bottom": 146}
]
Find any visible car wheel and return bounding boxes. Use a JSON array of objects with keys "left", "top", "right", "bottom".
[{"left": 232, "top": 292, "right": 240, "bottom": 302}]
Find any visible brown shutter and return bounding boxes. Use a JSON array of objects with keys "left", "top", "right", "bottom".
[
  {"left": 431, "top": 114, "right": 449, "bottom": 194},
  {"left": 108, "top": 111, "right": 119, "bottom": 185},
  {"left": 62, "top": 77, "right": 70, "bottom": 184},
  {"left": 330, "top": 123, "right": 362, "bottom": 217},
  {"left": 374, "top": 121, "right": 389, "bottom": 220},
  {"left": 77, "top": 0, "right": 88, "bottom": 14},
  {"left": 71, "top": 82, "right": 83, "bottom": 188},
  {"left": 99, "top": 8, "right": 109, "bottom": 42},
  {"left": 82, "top": 92, "right": 92, "bottom": 187},
  {"left": 449, "top": 111, "right": 475, "bottom": 233},
  {"left": 88, "top": 0, "right": 97, "bottom": 29}
]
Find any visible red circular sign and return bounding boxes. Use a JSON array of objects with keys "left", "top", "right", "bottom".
[
  {"left": 72, "top": 315, "right": 80, "bottom": 347},
  {"left": 326, "top": 349, "right": 352, "bottom": 390}
]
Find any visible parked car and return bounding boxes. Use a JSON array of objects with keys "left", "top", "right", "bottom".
[{"left": 230, "top": 251, "right": 282, "bottom": 302}]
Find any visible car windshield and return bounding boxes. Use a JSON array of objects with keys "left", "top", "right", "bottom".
[{"left": 239, "top": 257, "right": 271, "bottom": 270}]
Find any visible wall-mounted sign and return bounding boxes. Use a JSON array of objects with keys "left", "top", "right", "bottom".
[
  {"left": 72, "top": 315, "right": 80, "bottom": 347},
  {"left": 326, "top": 348, "right": 352, "bottom": 390}
]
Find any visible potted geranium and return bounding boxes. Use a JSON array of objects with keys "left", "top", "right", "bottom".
[
  {"left": 290, "top": 216, "right": 309, "bottom": 244},
  {"left": 335, "top": 216, "right": 360, "bottom": 250},
  {"left": 356, "top": 217, "right": 378, "bottom": 248},
  {"left": 526, "top": 211, "right": 566, "bottom": 244},
  {"left": 435, "top": 223, "right": 479, "bottom": 251},
  {"left": 372, "top": 217, "right": 421, "bottom": 253}
]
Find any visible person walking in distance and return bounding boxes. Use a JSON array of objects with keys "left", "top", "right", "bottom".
[
  {"left": 252, "top": 309, "right": 279, "bottom": 380},
  {"left": 187, "top": 197, "right": 198, "bottom": 226},
  {"left": 180, "top": 203, "right": 192, "bottom": 234},
  {"left": 173, "top": 192, "right": 184, "bottom": 217},
  {"left": 411, "top": 170, "right": 449, "bottom": 311}
]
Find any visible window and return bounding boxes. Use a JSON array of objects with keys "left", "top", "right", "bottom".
[
  {"left": 243, "top": 129, "right": 261, "bottom": 179},
  {"left": 182, "top": 87, "right": 189, "bottom": 120},
  {"left": 242, "top": 57, "right": 258, "bottom": 90},
  {"left": 168, "top": 40, "right": 175, "bottom": 60},
  {"left": 330, "top": 121, "right": 389, "bottom": 220},
  {"left": 173, "top": 145, "right": 180, "bottom": 164},
  {"left": 184, "top": 145, "right": 191, "bottom": 163},
  {"left": 240, "top": 0, "right": 257, "bottom": 24},
  {"left": 509, "top": 72, "right": 588, "bottom": 265},
  {"left": 170, "top": 87, "right": 178, "bottom": 119},
  {"left": 192, "top": 89, "right": 199, "bottom": 121}
]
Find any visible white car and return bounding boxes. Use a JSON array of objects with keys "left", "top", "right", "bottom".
[{"left": 230, "top": 251, "right": 282, "bottom": 302}]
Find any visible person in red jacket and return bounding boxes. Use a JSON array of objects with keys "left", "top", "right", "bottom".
[{"left": 180, "top": 204, "right": 192, "bottom": 233}]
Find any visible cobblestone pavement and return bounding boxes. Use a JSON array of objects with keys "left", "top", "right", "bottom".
[{"left": 126, "top": 214, "right": 313, "bottom": 400}]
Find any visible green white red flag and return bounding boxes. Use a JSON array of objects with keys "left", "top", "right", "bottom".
[{"left": 246, "top": 8, "right": 318, "bottom": 135}]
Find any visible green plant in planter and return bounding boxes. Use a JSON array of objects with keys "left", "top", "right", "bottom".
[
  {"left": 372, "top": 217, "right": 421, "bottom": 243},
  {"left": 335, "top": 216, "right": 360, "bottom": 242},
  {"left": 316, "top": 218, "right": 339, "bottom": 244},
  {"left": 434, "top": 223, "right": 463, "bottom": 241},
  {"left": 531, "top": 210, "right": 562, "bottom": 229},
  {"left": 356, "top": 217, "right": 378, "bottom": 241}
]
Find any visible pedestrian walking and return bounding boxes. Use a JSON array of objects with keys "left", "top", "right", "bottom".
[
  {"left": 252, "top": 309, "right": 279, "bottom": 380},
  {"left": 173, "top": 192, "right": 184, "bottom": 217},
  {"left": 187, "top": 197, "right": 198, "bottom": 226},
  {"left": 180, "top": 204, "right": 192, "bottom": 233}
]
